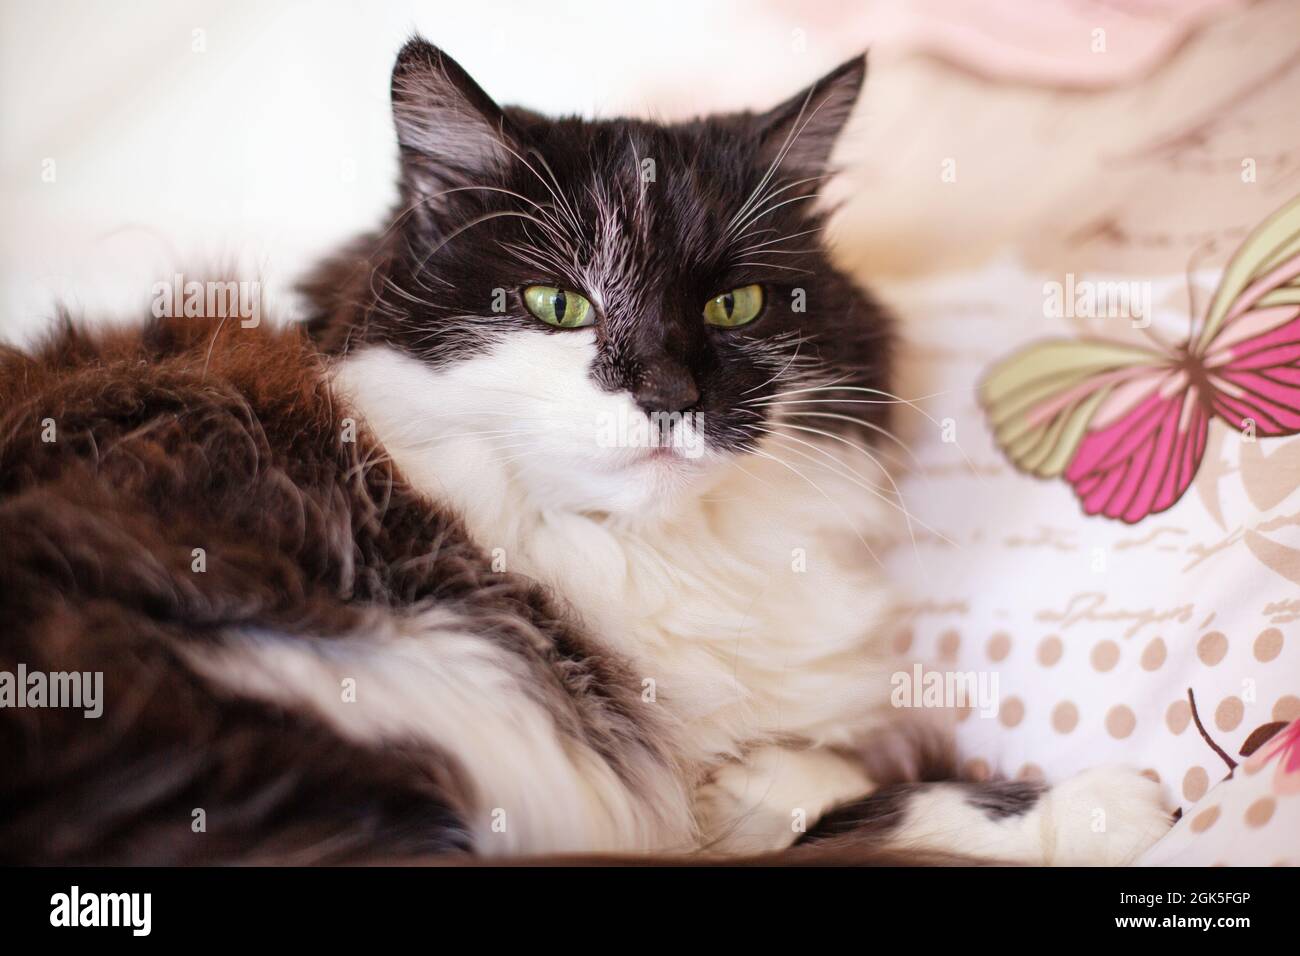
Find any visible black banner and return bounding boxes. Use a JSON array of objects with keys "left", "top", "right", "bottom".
[{"left": 0, "top": 864, "right": 1284, "bottom": 942}]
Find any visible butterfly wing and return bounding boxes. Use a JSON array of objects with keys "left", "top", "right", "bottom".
[
  {"left": 1197, "top": 194, "right": 1300, "bottom": 436},
  {"left": 1064, "top": 379, "right": 1211, "bottom": 523},
  {"left": 1196, "top": 194, "right": 1300, "bottom": 354},
  {"left": 1204, "top": 301, "right": 1300, "bottom": 436},
  {"left": 981, "top": 339, "right": 1206, "bottom": 522}
]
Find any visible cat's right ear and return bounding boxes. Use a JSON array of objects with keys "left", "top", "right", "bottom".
[
  {"left": 754, "top": 53, "right": 866, "bottom": 180},
  {"left": 390, "top": 37, "right": 522, "bottom": 213}
]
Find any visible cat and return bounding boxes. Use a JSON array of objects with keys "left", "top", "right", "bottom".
[{"left": 0, "top": 37, "right": 1171, "bottom": 864}]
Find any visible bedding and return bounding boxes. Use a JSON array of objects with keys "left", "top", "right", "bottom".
[
  {"left": 880, "top": 247, "right": 1300, "bottom": 865},
  {"left": 814, "top": 0, "right": 1300, "bottom": 867}
]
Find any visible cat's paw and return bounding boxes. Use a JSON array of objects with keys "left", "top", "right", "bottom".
[
  {"left": 1041, "top": 766, "right": 1173, "bottom": 866},
  {"left": 695, "top": 746, "right": 872, "bottom": 855}
]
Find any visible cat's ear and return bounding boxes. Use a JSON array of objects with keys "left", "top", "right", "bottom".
[
  {"left": 755, "top": 53, "right": 866, "bottom": 178},
  {"left": 390, "top": 37, "right": 522, "bottom": 208}
]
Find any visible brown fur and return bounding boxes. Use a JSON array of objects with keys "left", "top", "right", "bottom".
[{"left": 0, "top": 312, "right": 662, "bottom": 863}]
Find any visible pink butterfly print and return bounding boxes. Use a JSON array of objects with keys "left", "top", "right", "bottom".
[{"left": 982, "top": 196, "right": 1300, "bottom": 524}]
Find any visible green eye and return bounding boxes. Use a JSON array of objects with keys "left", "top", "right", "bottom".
[
  {"left": 523, "top": 285, "right": 595, "bottom": 328},
  {"left": 703, "top": 284, "right": 764, "bottom": 327}
]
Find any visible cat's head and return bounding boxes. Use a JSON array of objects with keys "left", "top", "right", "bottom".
[{"left": 311, "top": 37, "right": 892, "bottom": 517}]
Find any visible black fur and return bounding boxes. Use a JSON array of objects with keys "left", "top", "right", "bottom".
[
  {"left": 0, "top": 316, "right": 665, "bottom": 863},
  {"left": 797, "top": 779, "right": 1047, "bottom": 849},
  {"left": 964, "top": 780, "right": 1046, "bottom": 819},
  {"left": 304, "top": 37, "right": 893, "bottom": 455}
]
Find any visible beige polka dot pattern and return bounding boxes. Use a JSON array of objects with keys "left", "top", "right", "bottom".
[
  {"left": 1166, "top": 699, "right": 1191, "bottom": 735},
  {"left": 1052, "top": 701, "right": 1078, "bottom": 734},
  {"left": 902, "top": 616, "right": 1298, "bottom": 865},
  {"left": 1037, "top": 635, "right": 1063, "bottom": 667},
  {"left": 1254, "top": 628, "right": 1282, "bottom": 662},
  {"left": 999, "top": 696, "right": 1025, "bottom": 728},
  {"left": 1274, "top": 695, "right": 1300, "bottom": 723},
  {"left": 1197, "top": 631, "right": 1228, "bottom": 666},
  {"left": 1191, "top": 805, "right": 1221, "bottom": 833},
  {"left": 1245, "top": 797, "right": 1275, "bottom": 829},
  {"left": 1182, "top": 766, "right": 1209, "bottom": 802},
  {"left": 1105, "top": 704, "right": 1136, "bottom": 739},
  {"left": 1091, "top": 640, "right": 1120, "bottom": 672},
  {"left": 1214, "top": 696, "right": 1243, "bottom": 732},
  {"left": 1141, "top": 637, "right": 1167, "bottom": 671}
]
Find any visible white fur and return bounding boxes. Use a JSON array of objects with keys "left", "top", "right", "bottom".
[
  {"left": 886, "top": 767, "right": 1170, "bottom": 865},
  {"left": 182, "top": 608, "right": 694, "bottom": 855},
  {"left": 326, "top": 336, "right": 899, "bottom": 849},
  {"left": 187, "top": 332, "right": 1169, "bottom": 861}
]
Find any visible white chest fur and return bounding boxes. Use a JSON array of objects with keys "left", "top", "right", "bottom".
[{"left": 332, "top": 337, "right": 898, "bottom": 774}]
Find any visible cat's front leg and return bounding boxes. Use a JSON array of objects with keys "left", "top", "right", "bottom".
[{"left": 801, "top": 766, "right": 1174, "bottom": 865}]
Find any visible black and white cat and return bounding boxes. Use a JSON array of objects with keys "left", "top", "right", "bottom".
[{"left": 0, "top": 38, "right": 1170, "bottom": 864}]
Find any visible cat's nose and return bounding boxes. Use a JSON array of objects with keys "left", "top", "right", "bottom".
[{"left": 633, "top": 369, "right": 700, "bottom": 415}]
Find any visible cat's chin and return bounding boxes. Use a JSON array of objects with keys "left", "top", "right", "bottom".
[{"left": 514, "top": 446, "right": 723, "bottom": 519}]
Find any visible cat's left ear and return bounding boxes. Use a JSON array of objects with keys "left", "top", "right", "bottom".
[
  {"left": 389, "top": 37, "right": 524, "bottom": 211},
  {"left": 755, "top": 53, "right": 866, "bottom": 178}
]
